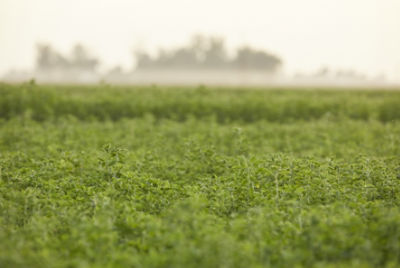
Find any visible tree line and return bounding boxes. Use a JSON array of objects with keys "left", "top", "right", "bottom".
[
  {"left": 135, "top": 35, "right": 282, "bottom": 71},
  {"left": 35, "top": 35, "right": 283, "bottom": 74}
]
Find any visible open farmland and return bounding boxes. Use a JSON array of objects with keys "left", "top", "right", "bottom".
[{"left": 1, "top": 83, "right": 400, "bottom": 267}]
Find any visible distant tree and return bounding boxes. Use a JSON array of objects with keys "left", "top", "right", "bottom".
[
  {"left": 135, "top": 50, "right": 153, "bottom": 69},
  {"left": 134, "top": 35, "right": 283, "bottom": 72},
  {"left": 70, "top": 44, "right": 98, "bottom": 72},
  {"left": 202, "top": 37, "right": 228, "bottom": 68},
  {"left": 233, "top": 47, "right": 282, "bottom": 71},
  {"left": 189, "top": 34, "right": 208, "bottom": 62},
  {"left": 36, "top": 44, "right": 68, "bottom": 71},
  {"left": 135, "top": 48, "right": 199, "bottom": 70},
  {"left": 35, "top": 43, "right": 99, "bottom": 73},
  {"left": 155, "top": 48, "right": 198, "bottom": 69}
]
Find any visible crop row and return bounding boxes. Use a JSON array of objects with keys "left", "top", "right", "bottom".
[{"left": 1, "top": 84, "right": 399, "bottom": 122}]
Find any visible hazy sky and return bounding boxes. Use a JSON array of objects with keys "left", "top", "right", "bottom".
[{"left": 1, "top": 0, "right": 400, "bottom": 81}]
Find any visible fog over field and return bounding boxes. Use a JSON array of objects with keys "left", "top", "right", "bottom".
[{"left": 1, "top": 0, "right": 400, "bottom": 86}]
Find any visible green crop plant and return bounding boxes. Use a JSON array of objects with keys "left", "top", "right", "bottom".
[{"left": 0, "top": 83, "right": 399, "bottom": 267}]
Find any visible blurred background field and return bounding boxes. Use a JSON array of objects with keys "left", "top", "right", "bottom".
[{"left": 1, "top": 83, "right": 400, "bottom": 123}]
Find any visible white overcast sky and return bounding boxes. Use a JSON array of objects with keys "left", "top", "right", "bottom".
[{"left": 1, "top": 0, "right": 400, "bottom": 81}]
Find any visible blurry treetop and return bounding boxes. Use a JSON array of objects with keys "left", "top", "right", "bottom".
[
  {"left": 36, "top": 44, "right": 99, "bottom": 72},
  {"left": 135, "top": 35, "right": 282, "bottom": 72},
  {"left": 35, "top": 36, "right": 282, "bottom": 74}
]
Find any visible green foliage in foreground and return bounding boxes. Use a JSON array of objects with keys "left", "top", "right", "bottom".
[{"left": 1, "top": 84, "right": 400, "bottom": 267}]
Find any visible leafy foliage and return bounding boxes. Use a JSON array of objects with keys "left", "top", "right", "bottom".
[
  {"left": 1, "top": 84, "right": 400, "bottom": 123},
  {"left": 0, "top": 84, "right": 400, "bottom": 267}
]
